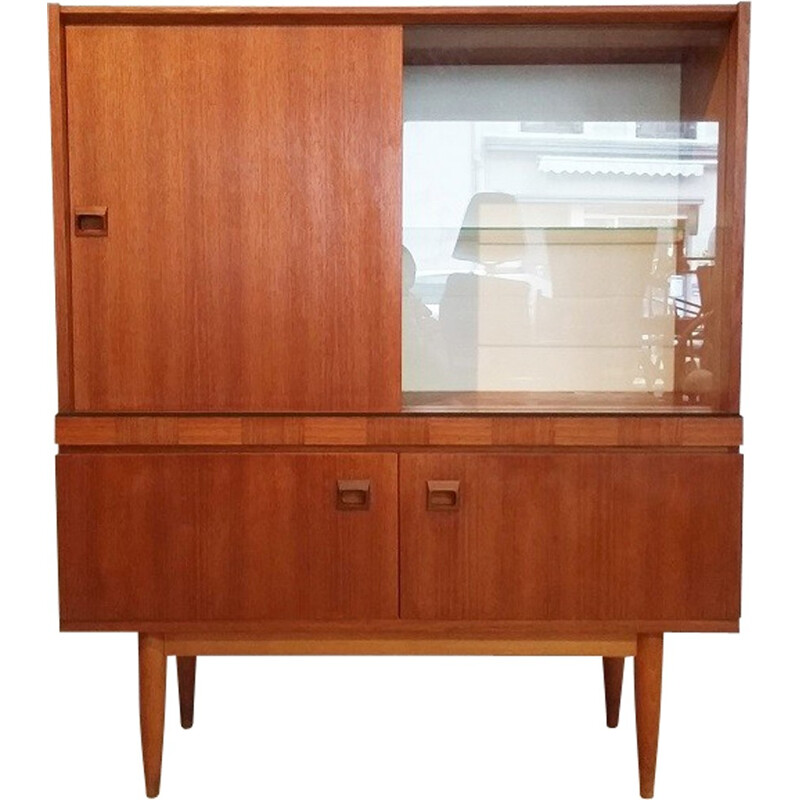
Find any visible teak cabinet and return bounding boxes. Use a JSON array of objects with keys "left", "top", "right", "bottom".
[{"left": 49, "top": 4, "right": 749, "bottom": 798}]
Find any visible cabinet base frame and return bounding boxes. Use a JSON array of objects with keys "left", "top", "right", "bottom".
[
  {"left": 138, "top": 632, "right": 664, "bottom": 798},
  {"left": 164, "top": 633, "right": 636, "bottom": 657}
]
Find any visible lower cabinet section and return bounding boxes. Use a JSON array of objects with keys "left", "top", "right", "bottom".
[
  {"left": 399, "top": 453, "right": 742, "bottom": 621},
  {"left": 57, "top": 453, "right": 399, "bottom": 623},
  {"left": 57, "top": 450, "right": 742, "bottom": 627}
]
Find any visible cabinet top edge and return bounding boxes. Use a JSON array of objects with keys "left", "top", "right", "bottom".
[
  {"left": 55, "top": 4, "right": 744, "bottom": 26},
  {"left": 55, "top": 412, "right": 744, "bottom": 420}
]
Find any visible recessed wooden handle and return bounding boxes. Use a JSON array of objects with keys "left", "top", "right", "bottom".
[
  {"left": 74, "top": 206, "right": 108, "bottom": 237},
  {"left": 427, "top": 480, "right": 460, "bottom": 510},
  {"left": 336, "top": 479, "right": 371, "bottom": 510}
]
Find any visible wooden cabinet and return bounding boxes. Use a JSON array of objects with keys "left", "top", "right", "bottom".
[
  {"left": 48, "top": 4, "right": 749, "bottom": 798},
  {"left": 57, "top": 453, "right": 399, "bottom": 622},
  {"left": 400, "top": 453, "right": 742, "bottom": 621}
]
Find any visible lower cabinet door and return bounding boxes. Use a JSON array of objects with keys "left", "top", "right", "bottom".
[
  {"left": 57, "top": 453, "right": 398, "bottom": 624},
  {"left": 399, "top": 452, "right": 742, "bottom": 621}
]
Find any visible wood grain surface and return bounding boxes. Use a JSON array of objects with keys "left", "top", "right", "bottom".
[
  {"left": 164, "top": 635, "right": 637, "bottom": 657},
  {"left": 718, "top": 2, "right": 749, "bottom": 412},
  {"left": 400, "top": 452, "right": 742, "bottom": 620},
  {"left": 65, "top": 24, "right": 402, "bottom": 412},
  {"left": 57, "top": 453, "right": 399, "bottom": 622},
  {"left": 176, "top": 656, "right": 196, "bottom": 729},
  {"left": 60, "top": 619, "right": 739, "bottom": 634},
  {"left": 603, "top": 656, "right": 625, "bottom": 728},
  {"left": 635, "top": 633, "right": 664, "bottom": 798},
  {"left": 59, "top": 6, "right": 741, "bottom": 25},
  {"left": 48, "top": 4, "right": 74, "bottom": 409},
  {"left": 55, "top": 414, "right": 744, "bottom": 447},
  {"left": 138, "top": 634, "right": 166, "bottom": 798}
]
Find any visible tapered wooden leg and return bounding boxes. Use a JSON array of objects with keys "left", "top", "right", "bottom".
[
  {"left": 603, "top": 657, "right": 625, "bottom": 728},
  {"left": 139, "top": 634, "right": 167, "bottom": 798},
  {"left": 177, "top": 656, "right": 197, "bottom": 729},
  {"left": 635, "top": 634, "right": 664, "bottom": 799}
]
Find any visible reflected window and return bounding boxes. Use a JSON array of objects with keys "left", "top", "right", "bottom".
[
  {"left": 636, "top": 121, "right": 698, "bottom": 139},
  {"left": 521, "top": 121, "right": 585, "bottom": 134}
]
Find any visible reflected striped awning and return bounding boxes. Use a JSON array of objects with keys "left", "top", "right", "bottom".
[{"left": 538, "top": 156, "right": 705, "bottom": 177}]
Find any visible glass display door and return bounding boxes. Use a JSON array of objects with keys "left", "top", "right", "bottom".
[{"left": 401, "top": 24, "right": 728, "bottom": 412}]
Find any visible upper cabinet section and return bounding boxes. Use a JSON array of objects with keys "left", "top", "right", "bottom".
[
  {"left": 64, "top": 24, "right": 402, "bottom": 412},
  {"left": 51, "top": 6, "right": 747, "bottom": 415},
  {"left": 401, "top": 12, "right": 748, "bottom": 413}
]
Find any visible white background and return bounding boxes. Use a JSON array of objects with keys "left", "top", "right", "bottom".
[{"left": 1, "top": 1, "right": 797, "bottom": 798}]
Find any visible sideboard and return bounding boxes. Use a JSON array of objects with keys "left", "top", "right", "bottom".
[{"left": 48, "top": 4, "right": 749, "bottom": 796}]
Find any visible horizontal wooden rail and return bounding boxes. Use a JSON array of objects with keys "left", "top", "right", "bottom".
[
  {"left": 59, "top": 5, "right": 740, "bottom": 26},
  {"left": 165, "top": 634, "right": 637, "bottom": 657},
  {"left": 56, "top": 414, "right": 743, "bottom": 448},
  {"left": 60, "top": 619, "right": 740, "bottom": 635}
]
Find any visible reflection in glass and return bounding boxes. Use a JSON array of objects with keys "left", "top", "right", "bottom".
[{"left": 402, "top": 65, "right": 719, "bottom": 408}]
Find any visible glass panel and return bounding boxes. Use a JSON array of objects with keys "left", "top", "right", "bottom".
[{"left": 402, "top": 59, "right": 721, "bottom": 412}]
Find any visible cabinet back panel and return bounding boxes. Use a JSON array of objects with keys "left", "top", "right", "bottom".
[
  {"left": 65, "top": 25, "right": 402, "bottom": 412},
  {"left": 400, "top": 452, "right": 741, "bottom": 620},
  {"left": 57, "top": 454, "right": 399, "bottom": 622}
]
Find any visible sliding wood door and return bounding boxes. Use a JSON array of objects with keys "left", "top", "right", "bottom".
[{"left": 65, "top": 25, "right": 402, "bottom": 411}]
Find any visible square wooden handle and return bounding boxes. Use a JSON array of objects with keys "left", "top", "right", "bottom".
[
  {"left": 336, "top": 479, "right": 371, "bottom": 510},
  {"left": 427, "top": 480, "right": 460, "bottom": 510},
  {"left": 74, "top": 206, "right": 108, "bottom": 237}
]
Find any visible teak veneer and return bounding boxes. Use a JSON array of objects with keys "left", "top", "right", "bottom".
[
  {"left": 55, "top": 413, "right": 743, "bottom": 447},
  {"left": 49, "top": 3, "right": 749, "bottom": 797}
]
